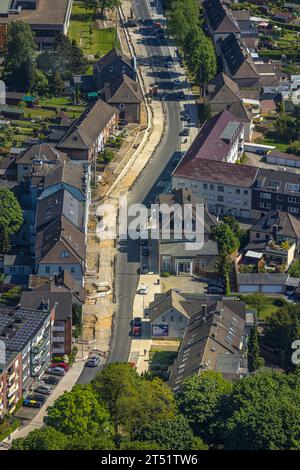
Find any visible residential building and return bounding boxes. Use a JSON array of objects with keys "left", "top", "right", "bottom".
[
  {"left": 104, "top": 75, "right": 143, "bottom": 123},
  {"left": 169, "top": 299, "right": 247, "bottom": 390},
  {"left": 231, "top": 10, "right": 258, "bottom": 37},
  {"left": 35, "top": 214, "right": 86, "bottom": 285},
  {"left": 28, "top": 270, "right": 86, "bottom": 305},
  {"left": 20, "top": 290, "right": 73, "bottom": 355},
  {"left": 203, "top": 0, "right": 240, "bottom": 44},
  {"left": 251, "top": 167, "right": 300, "bottom": 218},
  {"left": 172, "top": 157, "right": 257, "bottom": 218},
  {"left": 179, "top": 109, "right": 245, "bottom": 165},
  {"left": 243, "top": 238, "right": 296, "bottom": 268},
  {"left": 0, "top": 305, "right": 53, "bottom": 414},
  {"left": 57, "top": 99, "right": 118, "bottom": 161},
  {"left": 0, "top": 0, "right": 73, "bottom": 51},
  {"left": 156, "top": 189, "right": 219, "bottom": 275},
  {"left": 16, "top": 143, "right": 68, "bottom": 182},
  {"left": 93, "top": 47, "right": 136, "bottom": 91},
  {"left": 219, "top": 33, "right": 260, "bottom": 89},
  {"left": 249, "top": 210, "right": 300, "bottom": 249}
]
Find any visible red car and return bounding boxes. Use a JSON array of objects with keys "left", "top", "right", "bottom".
[
  {"left": 50, "top": 362, "right": 69, "bottom": 371},
  {"left": 154, "top": 22, "right": 162, "bottom": 29}
]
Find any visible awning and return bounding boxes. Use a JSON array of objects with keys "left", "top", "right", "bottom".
[{"left": 245, "top": 250, "right": 263, "bottom": 259}]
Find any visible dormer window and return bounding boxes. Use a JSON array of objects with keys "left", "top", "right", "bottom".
[{"left": 61, "top": 251, "right": 69, "bottom": 258}]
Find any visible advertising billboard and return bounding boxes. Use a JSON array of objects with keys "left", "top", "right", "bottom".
[{"left": 152, "top": 324, "right": 169, "bottom": 337}]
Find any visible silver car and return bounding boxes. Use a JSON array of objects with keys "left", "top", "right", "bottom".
[{"left": 87, "top": 356, "right": 100, "bottom": 367}]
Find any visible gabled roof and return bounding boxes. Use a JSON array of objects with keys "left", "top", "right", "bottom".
[
  {"left": 35, "top": 215, "right": 85, "bottom": 265},
  {"left": 220, "top": 33, "right": 259, "bottom": 80},
  {"left": 93, "top": 47, "right": 133, "bottom": 72},
  {"left": 20, "top": 291, "right": 72, "bottom": 322},
  {"left": 57, "top": 99, "right": 118, "bottom": 151},
  {"left": 43, "top": 161, "right": 87, "bottom": 196},
  {"left": 107, "top": 75, "right": 142, "bottom": 104},
  {"left": 205, "top": 72, "right": 241, "bottom": 104},
  {"left": 174, "top": 109, "right": 244, "bottom": 164},
  {"left": 16, "top": 143, "right": 67, "bottom": 166},
  {"left": 169, "top": 299, "right": 246, "bottom": 388},
  {"left": 250, "top": 210, "right": 300, "bottom": 240},
  {"left": 149, "top": 290, "right": 190, "bottom": 322},
  {"left": 203, "top": 0, "right": 240, "bottom": 34},
  {"left": 227, "top": 101, "right": 251, "bottom": 123}
]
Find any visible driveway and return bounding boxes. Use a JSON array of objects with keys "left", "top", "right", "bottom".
[{"left": 161, "top": 275, "right": 207, "bottom": 294}]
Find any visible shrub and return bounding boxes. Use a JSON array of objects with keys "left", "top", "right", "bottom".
[{"left": 161, "top": 272, "right": 171, "bottom": 278}]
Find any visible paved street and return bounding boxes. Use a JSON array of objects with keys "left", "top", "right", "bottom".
[{"left": 108, "top": 0, "right": 199, "bottom": 363}]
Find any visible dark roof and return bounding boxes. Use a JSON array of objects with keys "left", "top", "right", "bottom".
[
  {"left": 205, "top": 72, "right": 241, "bottom": 104},
  {"left": 93, "top": 47, "right": 133, "bottom": 73},
  {"left": 43, "top": 161, "right": 87, "bottom": 197},
  {"left": 20, "top": 291, "right": 72, "bottom": 322},
  {"left": 237, "top": 272, "right": 289, "bottom": 285},
  {"left": 254, "top": 167, "right": 300, "bottom": 196},
  {"left": 169, "top": 299, "right": 246, "bottom": 389},
  {"left": 173, "top": 157, "right": 258, "bottom": 187},
  {"left": 107, "top": 75, "right": 142, "bottom": 104},
  {"left": 232, "top": 10, "right": 251, "bottom": 21},
  {"left": 0, "top": 0, "right": 72, "bottom": 26},
  {"left": 35, "top": 215, "right": 85, "bottom": 265},
  {"left": 203, "top": 0, "right": 240, "bottom": 33},
  {"left": 36, "top": 189, "right": 64, "bottom": 229},
  {"left": 174, "top": 110, "right": 244, "bottom": 164},
  {"left": 250, "top": 210, "right": 300, "bottom": 240},
  {"left": 57, "top": 99, "right": 118, "bottom": 151},
  {"left": 227, "top": 101, "right": 251, "bottom": 123},
  {"left": 220, "top": 33, "right": 259, "bottom": 79},
  {"left": 16, "top": 143, "right": 68, "bottom": 166}
]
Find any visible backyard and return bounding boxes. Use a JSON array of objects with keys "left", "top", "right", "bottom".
[{"left": 69, "top": 1, "right": 119, "bottom": 59}]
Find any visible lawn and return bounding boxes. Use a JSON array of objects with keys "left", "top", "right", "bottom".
[
  {"left": 260, "top": 135, "right": 290, "bottom": 152},
  {"left": 69, "top": 1, "right": 118, "bottom": 57},
  {"left": 239, "top": 295, "right": 288, "bottom": 321}
]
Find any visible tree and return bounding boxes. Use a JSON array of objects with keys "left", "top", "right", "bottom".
[
  {"left": 34, "top": 69, "right": 49, "bottom": 96},
  {"left": 244, "top": 293, "right": 270, "bottom": 318},
  {"left": 92, "top": 363, "right": 177, "bottom": 438},
  {"left": 183, "top": 28, "right": 217, "bottom": 85},
  {"left": 264, "top": 303, "right": 300, "bottom": 371},
  {"left": 65, "top": 433, "right": 116, "bottom": 450},
  {"left": 120, "top": 440, "right": 163, "bottom": 450},
  {"left": 51, "top": 71, "right": 65, "bottom": 96},
  {"left": 11, "top": 427, "right": 67, "bottom": 450},
  {"left": 4, "top": 21, "right": 37, "bottom": 91},
  {"left": 84, "top": 0, "right": 121, "bottom": 18},
  {"left": 176, "top": 371, "right": 232, "bottom": 443},
  {"left": 247, "top": 322, "right": 264, "bottom": 373},
  {"left": 45, "top": 384, "right": 112, "bottom": 436},
  {"left": 215, "top": 253, "right": 233, "bottom": 295},
  {"left": 166, "top": 0, "right": 200, "bottom": 47},
  {"left": 216, "top": 370, "right": 300, "bottom": 450},
  {"left": 138, "top": 415, "right": 201, "bottom": 450},
  {"left": 212, "top": 222, "right": 240, "bottom": 254},
  {"left": 0, "top": 188, "right": 23, "bottom": 253}
]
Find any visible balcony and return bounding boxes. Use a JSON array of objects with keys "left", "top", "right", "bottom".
[
  {"left": 53, "top": 336, "right": 65, "bottom": 343},
  {"left": 53, "top": 326, "right": 65, "bottom": 332}
]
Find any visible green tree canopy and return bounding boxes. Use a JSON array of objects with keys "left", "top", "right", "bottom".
[
  {"left": 4, "top": 21, "right": 37, "bottom": 91},
  {"left": 176, "top": 371, "right": 232, "bottom": 442},
  {"left": 138, "top": 415, "right": 200, "bottom": 450},
  {"left": 264, "top": 303, "right": 300, "bottom": 371},
  {"left": 247, "top": 322, "right": 264, "bottom": 373},
  {"left": 183, "top": 28, "right": 217, "bottom": 84},
  {"left": 45, "top": 384, "right": 112, "bottom": 436},
  {"left": 11, "top": 427, "right": 67, "bottom": 450},
  {"left": 212, "top": 222, "right": 240, "bottom": 254},
  {"left": 217, "top": 370, "right": 300, "bottom": 450},
  {"left": 0, "top": 187, "right": 23, "bottom": 253},
  {"left": 92, "top": 363, "right": 177, "bottom": 438},
  {"left": 166, "top": 0, "right": 200, "bottom": 47}
]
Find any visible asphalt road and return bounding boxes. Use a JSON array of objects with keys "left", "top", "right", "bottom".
[{"left": 107, "top": 0, "right": 184, "bottom": 364}]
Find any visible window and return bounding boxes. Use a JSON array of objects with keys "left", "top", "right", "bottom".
[
  {"left": 236, "top": 189, "right": 240, "bottom": 194},
  {"left": 71, "top": 266, "right": 75, "bottom": 273},
  {"left": 244, "top": 190, "right": 248, "bottom": 195},
  {"left": 10, "top": 267, "right": 16, "bottom": 274},
  {"left": 19, "top": 267, "right": 25, "bottom": 274},
  {"left": 119, "top": 103, "right": 125, "bottom": 110},
  {"left": 217, "top": 186, "right": 224, "bottom": 192},
  {"left": 58, "top": 266, "right": 63, "bottom": 273},
  {"left": 288, "top": 197, "right": 298, "bottom": 203},
  {"left": 277, "top": 195, "right": 283, "bottom": 201},
  {"left": 276, "top": 205, "right": 282, "bottom": 211},
  {"left": 260, "top": 192, "right": 271, "bottom": 199},
  {"left": 203, "top": 183, "right": 207, "bottom": 189},
  {"left": 170, "top": 315, "right": 174, "bottom": 322},
  {"left": 45, "top": 266, "right": 50, "bottom": 274},
  {"left": 260, "top": 202, "right": 271, "bottom": 209},
  {"left": 217, "top": 195, "right": 224, "bottom": 202},
  {"left": 286, "top": 183, "right": 300, "bottom": 192},
  {"left": 288, "top": 206, "right": 299, "bottom": 214},
  {"left": 109, "top": 66, "right": 113, "bottom": 72},
  {"left": 256, "top": 232, "right": 260, "bottom": 238},
  {"left": 210, "top": 184, "right": 214, "bottom": 190},
  {"left": 61, "top": 251, "right": 69, "bottom": 258},
  {"left": 179, "top": 316, "right": 182, "bottom": 322},
  {"left": 162, "top": 316, "right": 165, "bottom": 322}
]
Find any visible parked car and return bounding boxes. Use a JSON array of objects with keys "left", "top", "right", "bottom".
[
  {"left": 43, "top": 375, "right": 60, "bottom": 385},
  {"left": 174, "top": 79, "right": 181, "bottom": 87},
  {"left": 126, "top": 20, "right": 138, "bottom": 27},
  {"left": 137, "top": 286, "right": 149, "bottom": 295},
  {"left": 142, "top": 247, "right": 149, "bottom": 257},
  {"left": 141, "top": 264, "right": 149, "bottom": 274},
  {"left": 183, "top": 112, "right": 191, "bottom": 121},
  {"left": 28, "top": 394, "right": 46, "bottom": 404},
  {"left": 46, "top": 367, "right": 66, "bottom": 377},
  {"left": 177, "top": 91, "right": 185, "bottom": 100},
  {"left": 207, "top": 286, "right": 224, "bottom": 294},
  {"left": 256, "top": 149, "right": 266, "bottom": 155},
  {"left": 50, "top": 362, "right": 69, "bottom": 371},
  {"left": 132, "top": 317, "right": 142, "bottom": 337},
  {"left": 87, "top": 356, "right": 100, "bottom": 367},
  {"left": 182, "top": 128, "right": 190, "bottom": 136},
  {"left": 23, "top": 399, "right": 42, "bottom": 409},
  {"left": 166, "top": 61, "right": 173, "bottom": 68},
  {"left": 154, "top": 22, "right": 162, "bottom": 29},
  {"left": 35, "top": 385, "right": 53, "bottom": 395}
]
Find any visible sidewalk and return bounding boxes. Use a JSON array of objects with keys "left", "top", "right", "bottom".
[{"left": 2, "top": 361, "right": 85, "bottom": 445}]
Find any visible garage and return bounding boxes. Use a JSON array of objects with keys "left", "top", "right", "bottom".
[{"left": 237, "top": 273, "right": 288, "bottom": 294}]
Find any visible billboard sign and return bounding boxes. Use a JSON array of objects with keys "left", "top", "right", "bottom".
[{"left": 152, "top": 324, "right": 169, "bottom": 337}]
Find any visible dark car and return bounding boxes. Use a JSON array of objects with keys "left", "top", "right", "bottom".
[
  {"left": 142, "top": 247, "right": 149, "bottom": 257},
  {"left": 207, "top": 286, "right": 224, "bottom": 294},
  {"left": 126, "top": 20, "right": 138, "bottom": 27},
  {"left": 43, "top": 375, "right": 60, "bottom": 385},
  {"left": 182, "top": 128, "right": 190, "bottom": 136},
  {"left": 28, "top": 394, "right": 46, "bottom": 404},
  {"left": 177, "top": 91, "right": 185, "bottom": 100},
  {"left": 132, "top": 317, "right": 142, "bottom": 337},
  {"left": 118, "top": 118, "right": 128, "bottom": 127},
  {"left": 23, "top": 399, "right": 42, "bottom": 409}
]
